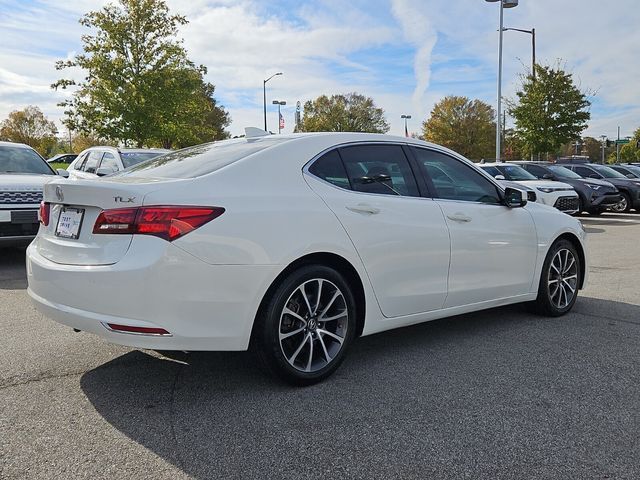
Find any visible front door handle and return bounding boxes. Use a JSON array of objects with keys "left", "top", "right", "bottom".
[
  {"left": 346, "top": 203, "right": 380, "bottom": 215},
  {"left": 446, "top": 213, "right": 472, "bottom": 223}
]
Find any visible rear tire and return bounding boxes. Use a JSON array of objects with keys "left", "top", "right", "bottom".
[
  {"left": 253, "top": 265, "right": 356, "bottom": 386},
  {"left": 533, "top": 239, "right": 581, "bottom": 317}
]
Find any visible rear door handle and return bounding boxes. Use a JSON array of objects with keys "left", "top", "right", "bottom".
[
  {"left": 446, "top": 213, "right": 472, "bottom": 223},
  {"left": 346, "top": 203, "right": 380, "bottom": 215}
]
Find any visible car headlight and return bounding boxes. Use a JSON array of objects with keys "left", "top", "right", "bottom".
[{"left": 587, "top": 184, "right": 601, "bottom": 191}]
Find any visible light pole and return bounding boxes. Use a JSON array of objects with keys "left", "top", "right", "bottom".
[
  {"left": 485, "top": 0, "right": 519, "bottom": 161},
  {"left": 503, "top": 27, "right": 535, "bottom": 80},
  {"left": 600, "top": 135, "right": 607, "bottom": 164},
  {"left": 263, "top": 72, "right": 282, "bottom": 131},
  {"left": 401, "top": 115, "right": 412, "bottom": 137},
  {"left": 272, "top": 100, "right": 286, "bottom": 134}
]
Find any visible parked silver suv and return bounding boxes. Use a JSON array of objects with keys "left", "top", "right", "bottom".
[{"left": 0, "top": 142, "right": 58, "bottom": 245}]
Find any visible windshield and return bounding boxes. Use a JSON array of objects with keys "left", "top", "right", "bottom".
[
  {"left": 121, "top": 152, "right": 166, "bottom": 168},
  {"left": 0, "top": 146, "right": 54, "bottom": 175},
  {"left": 548, "top": 165, "right": 582, "bottom": 179},
  {"left": 592, "top": 165, "right": 626, "bottom": 179},
  {"left": 496, "top": 165, "right": 537, "bottom": 181}
]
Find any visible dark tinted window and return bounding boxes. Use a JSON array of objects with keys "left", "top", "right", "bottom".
[
  {"left": 574, "top": 166, "right": 599, "bottom": 178},
  {"left": 413, "top": 148, "right": 501, "bottom": 204},
  {"left": 308, "top": 150, "right": 350, "bottom": 189},
  {"left": 121, "top": 152, "right": 164, "bottom": 168},
  {"left": 522, "top": 164, "right": 548, "bottom": 178},
  {"left": 0, "top": 145, "right": 54, "bottom": 175},
  {"left": 338, "top": 145, "right": 419, "bottom": 197},
  {"left": 117, "top": 138, "right": 285, "bottom": 179}
]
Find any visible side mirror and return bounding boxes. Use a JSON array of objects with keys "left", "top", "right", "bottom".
[
  {"left": 542, "top": 173, "right": 554, "bottom": 180},
  {"left": 504, "top": 187, "right": 527, "bottom": 208},
  {"left": 56, "top": 169, "right": 69, "bottom": 178},
  {"left": 494, "top": 174, "right": 506, "bottom": 180},
  {"left": 588, "top": 174, "right": 600, "bottom": 179},
  {"left": 626, "top": 174, "right": 635, "bottom": 179},
  {"left": 96, "top": 167, "right": 113, "bottom": 177}
]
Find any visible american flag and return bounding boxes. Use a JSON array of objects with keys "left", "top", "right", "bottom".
[{"left": 279, "top": 113, "right": 285, "bottom": 130}]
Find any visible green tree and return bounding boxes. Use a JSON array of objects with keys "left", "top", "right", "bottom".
[
  {"left": 509, "top": 63, "right": 591, "bottom": 158},
  {"left": 421, "top": 96, "right": 495, "bottom": 160},
  {"left": 52, "top": 0, "right": 229, "bottom": 148},
  {"left": 298, "top": 93, "right": 389, "bottom": 133},
  {"left": 0, "top": 106, "right": 59, "bottom": 157},
  {"left": 617, "top": 128, "right": 640, "bottom": 162}
]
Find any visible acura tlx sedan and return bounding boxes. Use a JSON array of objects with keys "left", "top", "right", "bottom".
[{"left": 27, "top": 130, "right": 588, "bottom": 385}]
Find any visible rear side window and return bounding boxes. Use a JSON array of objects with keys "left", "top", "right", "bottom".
[
  {"left": 574, "top": 166, "right": 597, "bottom": 178},
  {"left": 338, "top": 144, "right": 420, "bottom": 197},
  {"left": 99, "top": 152, "right": 119, "bottom": 172},
  {"left": 83, "top": 151, "right": 102, "bottom": 173},
  {"left": 523, "top": 164, "right": 547, "bottom": 178},
  {"left": 481, "top": 166, "right": 501, "bottom": 177},
  {"left": 117, "top": 138, "right": 286, "bottom": 179},
  {"left": 308, "top": 150, "right": 350, "bottom": 189}
]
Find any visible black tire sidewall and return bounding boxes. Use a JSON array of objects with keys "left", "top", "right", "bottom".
[{"left": 256, "top": 265, "right": 356, "bottom": 385}]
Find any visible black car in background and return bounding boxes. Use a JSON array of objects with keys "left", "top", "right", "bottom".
[
  {"left": 556, "top": 161, "right": 640, "bottom": 213},
  {"left": 609, "top": 164, "right": 640, "bottom": 179},
  {"left": 514, "top": 161, "right": 621, "bottom": 215}
]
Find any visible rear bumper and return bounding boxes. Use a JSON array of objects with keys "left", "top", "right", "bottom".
[{"left": 27, "top": 237, "right": 280, "bottom": 351}]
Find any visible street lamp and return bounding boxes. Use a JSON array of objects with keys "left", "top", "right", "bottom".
[
  {"left": 263, "top": 72, "right": 283, "bottom": 131},
  {"left": 272, "top": 100, "right": 286, "bottom": 134},
  {"left": 485, "top": 0, "right": 519, "bottom": 161},
  {"left": 503, "top": 27, "right": 536, "bottom": 80},
  {"left": 401, "top": 115, "right": 412, "bottom": 137}
]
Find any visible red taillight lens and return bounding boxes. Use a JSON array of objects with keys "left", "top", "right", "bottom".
[
  {"left": 106, "top": 323, "right": 171, "bottom": 336},
  {"left": 93, "top": 206, "right": 224, "bottom": 241},
  {"left": 39, "top": 201, "right": 50, "bottom": 226}
]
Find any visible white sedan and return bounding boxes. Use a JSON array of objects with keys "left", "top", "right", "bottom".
[
  {"left": 66, "top": 146, "right": 169, "bottom": 179},
  {"left": 27, "top": 131, "right": 587, "bottom": 385},
  {"left": 479, "top": 162, "right": 580, "bottom": 214}
]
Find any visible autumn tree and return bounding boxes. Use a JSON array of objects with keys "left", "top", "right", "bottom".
[
  {"left": 52, "top": 0, "right": 229, "bottom": 148},
  {"left": 509, "top": 63, "right": 591, "bottom": 158},
  {"left": 298, "top": 93, "right": 389, "bottom": 133},
  {"left": 0, "top": 106, "right": 59, "bottom": 157},
  {"left": 421, "top": 96, "right": 495, "bottom": 160},
  {"left": 617, "top": 127, "right": 640, "bottom": 162}
]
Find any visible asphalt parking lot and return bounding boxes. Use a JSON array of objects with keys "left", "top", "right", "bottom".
[{"left": 1, "top": 213, "right": 640, "bottom": 480}]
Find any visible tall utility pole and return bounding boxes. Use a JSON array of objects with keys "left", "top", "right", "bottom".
[
  {"left": 485, "top": 0, "right": 519, "bottom": 162},
  {"left": 600, "top": 135, "right": 607, "bottom": 164},
  {"left": 503, "top": 27, "right": 536, "bottom": 80},
  {"left": 616, "top": 126, "right": 621, "bottom": 163},
  {"left": 263, "top": 72, "right": 282, "bottom": 132},
  {"left": 272, "top": 100, "right": 286, "bottom": 134},
  {"left": 401, "top": 114, "right": 411, "bottom": 137}
]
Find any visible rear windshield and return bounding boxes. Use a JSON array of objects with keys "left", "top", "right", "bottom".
[
  {"left": 0, "top": 145, "right": 54, "bottom": 175},
  {"left": 121, "top": 152, "right": 166, "bottom": 168},
  {"left": 115, "top": 138, "right": 285, "bottom": 179}
]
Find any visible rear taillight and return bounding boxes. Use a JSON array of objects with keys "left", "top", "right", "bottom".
[
  {"left": 105, "top": 323, "right": 171, "bottom": 336},
  {"left": 93, "top": 206, "right": 224, "bottom": 241},
  {"left": 39, "top": 201, "right": 50, "bottom": 226}
]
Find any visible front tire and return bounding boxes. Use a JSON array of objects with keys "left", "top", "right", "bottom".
[
  {"left": 253, "top": 265, "right": 356, "bottom": 386},
  {"left": 534, "top": 239, "right": 581, "bottom": 317},
  {"left": 611, "top": 192, "right": 631, "bottom": 213}
]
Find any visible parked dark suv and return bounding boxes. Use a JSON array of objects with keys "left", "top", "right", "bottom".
[
  {"left": 514, "top": 161, "right": 621, "bottom": 215},
  {"left": 609, "top": 164, "right": 640, "bottom": 179},
  {"left": 556, "top": 161, "right": 640, "bottom": 213}
]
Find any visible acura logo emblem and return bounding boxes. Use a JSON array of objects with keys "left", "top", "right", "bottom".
[{"left": 55, "top": 186, "right": 64, "bottom": 202}]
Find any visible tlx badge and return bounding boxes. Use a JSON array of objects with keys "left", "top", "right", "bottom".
[{"left": 114, "top": 196, "right": 135, "bottom": 203}]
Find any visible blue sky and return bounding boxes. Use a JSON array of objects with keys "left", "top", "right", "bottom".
[{"left": 0, "top": 0, "right": 638, "bottom": 139}]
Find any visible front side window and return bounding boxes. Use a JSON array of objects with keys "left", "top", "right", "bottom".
[
  {"left": 338, "top": 144, "right": 419, "bottom": 197},
  {"left": 522, "top": 164, "right": 548, "bottom": 178},
  {"left": 99, "top": 152, "right": 119, "bottom": 172},
  {"left": 83, "top": 151, "right": 103, "bottom": 173},
  {"left": 413, "top": 148, "right": 501, "bottom": 204},
  {"left": 548, "top": 165, "right": 581, "bottom": 179},
  {"left": 574, "top": 166, "right": 600, "bottom": 178}
]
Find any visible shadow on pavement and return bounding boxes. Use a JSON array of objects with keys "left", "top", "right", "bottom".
[
  {"left": 80, "top": 298, "right": 640, "bottom": 479},
  {"left": 0, "top": 246, "right": 27, "bottom": 290}
]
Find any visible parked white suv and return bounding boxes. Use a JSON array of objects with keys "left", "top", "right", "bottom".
[
  {"left": 0, "top": 141, "right": 58, "bottom": 245},
  {"left": 479, "top": 162, "right": 579, "bottom": 214},
  {"left": 67, "top": 146, "right": 169, "bottom": 179}
]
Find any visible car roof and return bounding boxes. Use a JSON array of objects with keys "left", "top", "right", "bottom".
[
  {"left": 478, "top": 162, "right": 519, "bottom": 167},
  {"left": 0, "top": 141, "right": 33, "bottom": 149}
]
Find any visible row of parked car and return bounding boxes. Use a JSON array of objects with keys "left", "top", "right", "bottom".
[
  {"left": 1, "top": 139, "right": 639, "bottom": 247},
  {"left": 478, "top": 159, "right": 640, "bottom": 215}
]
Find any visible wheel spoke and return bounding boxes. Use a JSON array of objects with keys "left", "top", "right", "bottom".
[
  {"left": 319, "top": 290, "right": 341, "bottom": 319},
  {"left": 279, "top": 326, "right": 305, "bottom": 341},
  {"left": 288, "top": 333, "right": 310, "bottom": 364},
  {"left": 305, "top": 336, "right": 314, "bottom": 372},
  {"left": 318, "top": 328, "right": 344, "bottom": 345},
  {"left": 550, "top": 260, "right": 560, "bottom": 274},
  {"left": 321, "top": 310, "right": 348, "bottom": 322},
  {"left": 563, "top": 256, "right": 575, "bottom": 274},
  {"left": 299, "top": 284, "right": 314, "bottom": 316},
  {"left": 314, "top": 279, "right": 323, "bottom": 314},
  {"left": 317, "top": 333, "right": 332, "bottom": 363},
  {"left": 562, "top": 279, "right": 576, "bottom": 294},
  {"left": 283, "top": 307, "right": 306, "bottom": 324}
]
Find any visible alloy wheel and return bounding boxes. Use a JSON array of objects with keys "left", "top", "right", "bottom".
[
  {"left": 278, "top": 278, "right": 348, "bottom": 373},
  {"left": 547, "top": 248, "right": 578, "bottom": 309},
  {"left": 611, "top": 196, "right": 628, "bottom": 212}
]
